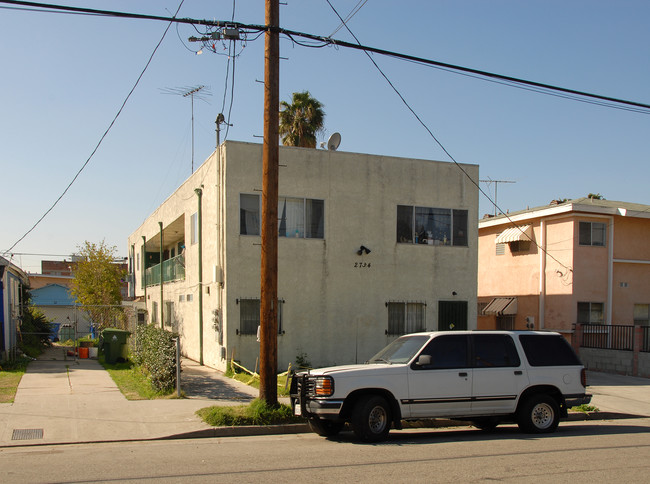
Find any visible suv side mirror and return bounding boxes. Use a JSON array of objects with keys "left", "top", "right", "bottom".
[{"left": 416, "top": 354, "right": 432, "bottom": 366}]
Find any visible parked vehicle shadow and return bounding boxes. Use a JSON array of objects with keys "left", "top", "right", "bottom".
[{"left": 327, "top": 419, "right": 650, "bottom": 445}]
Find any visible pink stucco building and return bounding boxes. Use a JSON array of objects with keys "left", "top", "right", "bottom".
[{"left": 478, "top": 197, "right": 650, "bottom": 341}]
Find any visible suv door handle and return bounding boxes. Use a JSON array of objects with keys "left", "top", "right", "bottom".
[
  {"left": 458, "top": 372, "right": 468, "bottom": 377},
  {"left": 514, "top": 370, "right": 523, "bottom": 375}
]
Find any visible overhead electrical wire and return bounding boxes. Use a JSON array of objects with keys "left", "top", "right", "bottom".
[
  {"left": 2, "top": 0, "right": 649, "bottom": 263},
  {"left": 1, "top": 0, "right": 186, "bottom": 256},
  {"left": 323, "top": 0, "right": 574, "bottom": 275},
  {"left": 2, "top": 1, "right": 648, "bottom": 112}
]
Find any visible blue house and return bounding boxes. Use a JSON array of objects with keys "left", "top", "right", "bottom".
[
  {"left": 0, "top": 256, "right": 29, "bottom": 361},
  {"left": 30, "top": 284, "right": 93, "bottom": 339}
]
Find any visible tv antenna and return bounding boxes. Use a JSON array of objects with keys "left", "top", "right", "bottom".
[
  {"left": 479, "top": 177, "right": 516, "bottom": 216},
  {"left": 160, "top": 85, "right": 211, "bottom": 173}
]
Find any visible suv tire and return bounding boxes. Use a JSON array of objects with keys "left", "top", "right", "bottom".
[
  {"left": 308, "top": 418, "right": 344, "bottom": 437},
  {"left": 351, "top": 395, "right": 391, "bottom": 442},
  {"left": 517, "top": 394, "right": 560, "bottom": 433}
]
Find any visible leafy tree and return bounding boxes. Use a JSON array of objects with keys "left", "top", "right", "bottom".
[
  {"left": 70, "top": 241, "right": 126, "bottom": 330},
  {"left": 279, "top": 91, "right": 325, "bottom": 148}
]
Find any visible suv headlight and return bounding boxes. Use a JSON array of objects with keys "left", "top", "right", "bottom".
[{"left": 314, "top": 376, "right": 334, "bottom": 396}]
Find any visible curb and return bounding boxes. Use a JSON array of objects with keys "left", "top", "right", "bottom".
[
  {"left": 2, "top": 412, "right": 642, "bottom": 448},
  {"left": 161, "top": 423, "right": 311, "bottom": 440}
]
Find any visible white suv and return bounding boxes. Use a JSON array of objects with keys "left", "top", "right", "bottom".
[{"left": 290, "top": 331, "right": 591, "bottom": 442}]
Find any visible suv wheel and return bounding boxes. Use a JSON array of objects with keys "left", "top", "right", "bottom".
[
  {"left": 308, "top": 418, "right": 344, "bottom": 437},
  {"left": 517, "top": 394, "right": 560, "bottom": 433},
  {"left": 351, "top": 395, "right": 391, "bottom": 442}
]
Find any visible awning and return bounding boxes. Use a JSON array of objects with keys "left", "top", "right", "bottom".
[
  {"left": 483, "top": 297, "right": 517, "bottom": 316},
  {"left": 495, "top": 225, "right": 532, "bottom": 244}
]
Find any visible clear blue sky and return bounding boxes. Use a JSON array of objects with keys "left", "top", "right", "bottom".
[{"left": 1, "top": 0, "right": 649, "bottom": 272}]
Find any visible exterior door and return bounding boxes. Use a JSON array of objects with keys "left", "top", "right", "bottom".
[{"left": 438, "top": 301, "right": 468, "bottom": 330}]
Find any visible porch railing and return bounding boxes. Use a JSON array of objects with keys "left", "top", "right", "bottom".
[{"left": 144, "top": 254, "right": 185, "bottom": 287}]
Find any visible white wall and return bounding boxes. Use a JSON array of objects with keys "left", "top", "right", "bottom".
[{"left": 129, "top": 142, "right": 478, "bottom": 372}]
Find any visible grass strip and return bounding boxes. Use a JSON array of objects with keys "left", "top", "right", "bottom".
[
  {"left": 197, "top": 398, "right": 304, "bottom": 427},
  {"left": 0, "top": 357, "right": 30, "bottom": 403},
  {"left": 99, "top": 356, "right": 177, "bottom": 400}
]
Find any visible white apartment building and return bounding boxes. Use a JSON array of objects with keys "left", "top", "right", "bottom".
[{"left": 127, "top": 141, "right": 478, "bottom": 372}]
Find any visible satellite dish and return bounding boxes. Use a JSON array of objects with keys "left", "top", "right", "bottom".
[{"left": 327, "top": 132, "right": 341, "bottom": 151}]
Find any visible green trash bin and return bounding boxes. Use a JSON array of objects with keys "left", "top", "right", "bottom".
[{"left": 102, "top": 328, "right": 131, "bottom": 364}]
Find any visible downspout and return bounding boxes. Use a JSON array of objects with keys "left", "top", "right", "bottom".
[
  {"left": 195, "top": 187, "right": 204, "bottom": 365},
  {"left": 607, "top": 216, "right": 614, "bottom": 324},
  {"left": 159, "top": 221, "right": 164, "bottom": 329},
  {"left": 538, "top": 220, "right": 546, "bottom": 330},
  {"left": 130, "top": 244, "right": 135, "bottom": 300}
]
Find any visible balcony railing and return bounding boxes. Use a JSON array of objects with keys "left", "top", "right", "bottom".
[{"left": 144, "top": 254, "right": 185, "bottom": 287}]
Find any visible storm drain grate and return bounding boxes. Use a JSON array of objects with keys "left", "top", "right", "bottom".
[{"left": 12, "top": 429, "right": 44, "bottom": 440}]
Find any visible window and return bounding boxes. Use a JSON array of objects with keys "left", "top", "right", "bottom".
[
  {"left": 241, "top": 194, "right": 325, "bottom": 239},
  {"left": 510, "top": 240, "right": 531, "bottom": 253},
  {"left": 186, "top": 294, "right": 193, "bottom": 302},
  {"left": 239, "top": 298, "right": 284, "bottom": 335},
  {"left": 634, "top": 304, "right": 649, "bottom": 326},
  {"left": 473, "top": 334, "right": 520, "bottom": 367},
  {"left": 387, "top": 302, "right": 426, "bottom": 335},
  {"left": 278, "top": 197, "right": 324, "bottom": 239},
  {"left": 495, "top": 243, "right": 506, "bottom": 256},
  {"left": 519, "top": 334, "right": 581, "bottom": 366},
  {"left": 151, "top": 301, "right": 158, "bottom": 323},
  {"left": 397, "top": 205, "right": 467, "bottom": 246},
  {"left": 579, "top": 221, "right": 606, "bottom": 247},
  {"left": 497, "top": 315, "right": 515, "bottom": 330},
  {"left": 577, "top": 302, "right": 604, "bottom": 324},
  {"left": 179, "top": 295, "right": 185, "bottom": 302},
  {"left": 191, "top": 212, "right": 198, "bottom": 245},
  {"left": 164, "top": 301, "right": 174, "bottom": 327},
  {"left": 240, "top": 194, "right": 261, "bottom": 235},
  {"left": 414, "top": 334, "right": 468, "bottom": 369}
]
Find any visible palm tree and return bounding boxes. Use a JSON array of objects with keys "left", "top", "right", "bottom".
[{"left": 279, "top": 91, "right": 325, "bottom": 148}]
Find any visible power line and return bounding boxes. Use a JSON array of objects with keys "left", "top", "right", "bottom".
[
  {"left": 323, "top": 0, "right": 573, "bottom": 275},
  {"left": 2, "top": 1, "right": 649, "bottom": 112},
  {"left": 1, "top": 0, "right": 186, "bottom": 256}
]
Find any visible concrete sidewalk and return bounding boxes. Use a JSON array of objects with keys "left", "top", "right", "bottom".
[
  {"left": 586, "top": 370, "right": 650, "bottom": 417},
  {"left": 0, "top": 346, "right": 293, "bottom": 447},
  {"left": 1, "top": 347, "right": 648, "bottom": 447}
]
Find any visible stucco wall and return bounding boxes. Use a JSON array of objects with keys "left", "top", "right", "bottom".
[{"left": 130, "top": 142, "right": 479, "bottom": 371}]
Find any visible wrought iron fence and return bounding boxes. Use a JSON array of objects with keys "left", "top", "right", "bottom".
[{"left": 580, "top": 324, "right": 634, "bottom": 351}]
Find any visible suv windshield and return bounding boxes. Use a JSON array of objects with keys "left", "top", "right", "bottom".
[{"left": 368, "top": 335, "right": 430, "bottom": 364}]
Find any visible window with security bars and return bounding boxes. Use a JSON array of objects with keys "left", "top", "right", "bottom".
[
  {"left": 238, "top": 298, "right": 284, "bottom": 335},
  {"left": 387, "top": 302, "right": 426, "bottom": 336}
]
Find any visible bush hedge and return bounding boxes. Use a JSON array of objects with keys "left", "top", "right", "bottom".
[{"left": 132, "top": 324, "right": 177, "bottom": 393}]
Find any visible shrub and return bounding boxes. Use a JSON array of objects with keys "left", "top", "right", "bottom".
[
  {"left": 132, "top": 324, "right": 177, "bottom": 393},
  {"left": 18, "top": 286, "right": 52, "bottom": 357},
  {"left": 197, "top": 398, "right": 300, "bottom": 427}
]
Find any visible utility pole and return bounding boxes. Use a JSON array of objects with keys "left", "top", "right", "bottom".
[
  {"left": 480, "top": 178, "right": 516, "bottom": 216},
  {"left": 260, "top": 0, "right": 280, "bottom": 406}
]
